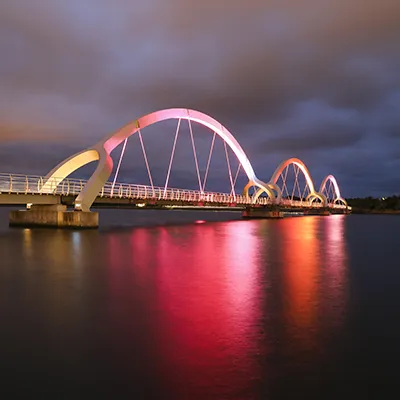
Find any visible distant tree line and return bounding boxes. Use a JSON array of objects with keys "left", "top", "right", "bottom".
[{"left": 347, "top": 196, "right": 400, "bottom": 212}]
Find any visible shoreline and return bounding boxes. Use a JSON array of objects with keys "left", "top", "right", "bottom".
[{"left": 351, "top": 208, "right": 400, "bottom": 215}]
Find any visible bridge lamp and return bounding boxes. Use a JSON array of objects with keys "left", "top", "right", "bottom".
[{"left": 26, "top": 203, "right": 32, "bottom": 210}]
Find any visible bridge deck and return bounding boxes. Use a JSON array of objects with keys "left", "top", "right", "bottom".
[{"left": 0, "top": 173, "right": 348, "bottom": 211}]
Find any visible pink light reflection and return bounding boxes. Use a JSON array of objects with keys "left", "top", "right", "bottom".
[
  {"left": 322, "top": 215, "right": 348, "bottom": 327},
  {"left": 152, "top": 221, "right": 263, "bottom": 398},
  {"left": 221, "top": 221, "right": 263, "bottom": 341}
]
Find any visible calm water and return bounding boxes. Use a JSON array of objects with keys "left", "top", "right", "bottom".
[{"left": 0, "top": 209, "right": 400, "bottom": 399}]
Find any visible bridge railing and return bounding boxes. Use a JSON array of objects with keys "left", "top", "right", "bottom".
[
  {"left": 97, "top": 181, "right": 266, "bottom": 205},
  {"left": 0, "top": 173, "right": 45, "bottom": 194},
  {"left": 0, "top": 173, "right": 348, "bottom": 209},
  {"left": 281, "top": 198, "right": 322, "bottom": 208},
  {"left": 0, "top": 173, "right": 263, "bottom": 205}
]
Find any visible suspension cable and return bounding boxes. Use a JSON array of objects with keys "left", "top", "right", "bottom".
[
  {"left": 111, "top": 137, "right": 128, "bottom": 196},
  {"left": 301, "top": 181, "right": 309, "bottom": 203},
  {"left": 224, "top": 141, "right": 235, "bottom": 197},
  {"left": 138, "top": 128, "right": 155, "bottom": 196},
  {"left": 291, "top": 165, "right": 300, "bottom": 201},
  {"left": 202, "top": 131, "right": 216, "bottom": 191},
  {"left": 281, "top": 166, "right": 290, "bottom": 199},
  {"left": 329, "top": 181, "right": 334, "bottom": 202},
  {"left": 188, "top": 119, "right": 203, "bottom": 193},
  {"left": 164, "top": 119, "right": 181, "bottom": 197},
  {"left": 233, "top": 163, "right": 241, "bottom": 187},
  {"left": 295, "top": 166, "right": 302, "bottom": 200}
]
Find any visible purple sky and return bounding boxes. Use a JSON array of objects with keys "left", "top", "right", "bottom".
[{"left": 1, "top": 0, "right": 400, "bottom": 197}]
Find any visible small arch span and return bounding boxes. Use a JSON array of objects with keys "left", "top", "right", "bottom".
[
  {"left": 319, "top": 175, "right": 347, "bottom": 207},
  {"left": 252, "top": 157, "right": 326, "bottom": 205}
]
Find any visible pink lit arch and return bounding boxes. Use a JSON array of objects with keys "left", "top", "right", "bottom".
[{"left": 41, "top": 108, "right": 273, "bottom": 211}]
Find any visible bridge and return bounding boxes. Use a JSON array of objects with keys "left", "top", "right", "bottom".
[{"left": 1, "top": 108, "right": 349, "bottom": 228}]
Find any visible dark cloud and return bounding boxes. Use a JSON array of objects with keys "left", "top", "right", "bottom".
[
  {"left": 0, "top": 0, "right": 400, "bottom": 197},
  {"left": 252, "top": 100, "right": 365, "bottom": 154},
  {"left": 0, "top": 142, "right": 86, "bottom": 175},
  {"left": 260, "top": 126, "right": 364, "bottom": 153}
]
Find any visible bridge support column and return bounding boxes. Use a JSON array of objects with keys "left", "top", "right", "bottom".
[
  {"left": 9, "top": 205, "right": 98, "bottom": 229},
  {"left": 242, "top": 207, "right": 284, "bottom": 219}
]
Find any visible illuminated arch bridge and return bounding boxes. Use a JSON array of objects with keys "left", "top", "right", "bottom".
[{"left": 1, "top": 109, "right": 348, "bottom": 215}]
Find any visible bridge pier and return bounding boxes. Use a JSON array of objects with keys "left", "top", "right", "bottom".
[
  {"left": 9, "top": 205, "right": 98, "bottom": 229},
  {"left": 242, "top": 207, "right": 284, "bottom": 219}
]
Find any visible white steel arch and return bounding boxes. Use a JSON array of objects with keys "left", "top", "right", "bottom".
[
  {"left": 41, "top": 108, "right": 273, "bottom": 211},
  {"left": 252, "top": 157, "right": 326, "bottom": 204},
  {"left": 319, "top": 175, "right": 347, "bottom": 207}
]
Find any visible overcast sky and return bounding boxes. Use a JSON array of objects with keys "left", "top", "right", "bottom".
[{"left": 1, "top": 0, "right": 399, "bottom": 197}]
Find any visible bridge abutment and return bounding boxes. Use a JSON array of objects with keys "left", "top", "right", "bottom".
[
  {"left": 242, "top": 207, "right": 284, "bottom": 219},
  {"left": 9, "top": 205, "right": 98, "bottom": 229}
]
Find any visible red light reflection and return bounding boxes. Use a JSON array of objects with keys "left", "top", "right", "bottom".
[
  {"left": 137, "top": 221, "right": 262, "bottom": 398},
  {"left": 104, "top": 216, "right": 348, "bottom": 397}
]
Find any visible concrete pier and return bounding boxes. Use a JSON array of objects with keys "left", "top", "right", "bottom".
[
  {"left": 242, "top": 208, "right": 284, "bottom": 219},
  {"left": 9, "top": 205, "right": 99, "bottom": 229}
]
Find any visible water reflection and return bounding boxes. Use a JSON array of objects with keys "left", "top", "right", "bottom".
[
  {"left": 322, "top": 215, "right": 348, "bottom": 327},
  {"left": 103, "top": 217, "right": 349, "bottom": 397},
  {"left": 105, "top": 221, "right": 264, "bottom": 398},
  {"left": 23, "top": 228, "right": 33, "bottom": 259},
  {"left": 222, "top": 221, "right": 263, "bottom": 338},
  {"left": 279, "top": 217, "right": 320, "bottom": 332},
  {"left": 277, "top": 216, "right": 348, "bottom": 357},
  {"left": 18, "top": 229, "right": 101, "bottom": 324},
  {"left": 21, "top": 228, "right": 94, "bottom": 271},
  {"left": 10, "top": 215, "right": 349, "bottom": 397}
]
